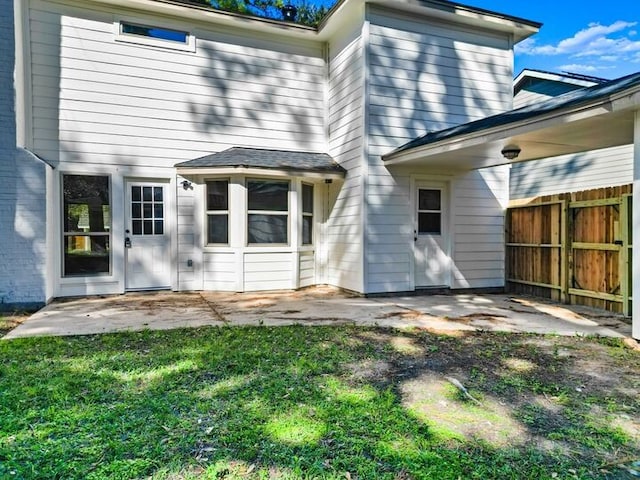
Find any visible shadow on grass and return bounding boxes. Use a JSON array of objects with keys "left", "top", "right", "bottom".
[{"left": 0, "top": 326, "right": 638, "bottom": 479}]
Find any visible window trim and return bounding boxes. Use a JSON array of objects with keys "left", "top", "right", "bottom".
[
  {"left": 301, "top": 182, "right": 314, "bottom": 246},
  {"left": 417, "top": 187, "right": 443, "bottom": 236},
  {"left": 114, "top": 19, "right": 196, "bottom": 52},
  {"left": 247, "top": 178, "right": 290, "bottom": 246},
  {"left": 61, "top": 173, "right": 112, "bottom": 278},
  {"left": 205, "top": 178, "right": 230, "bottom": 246}
]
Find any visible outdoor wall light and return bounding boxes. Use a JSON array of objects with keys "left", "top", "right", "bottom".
[
  {"left": 501, "top": 146, "right": 521, "bottom": 160},
  {"left": 281, "top": 4, "right": 298, "bottom": 22},
  {"left": 181, "top": 180, "right": 193, "bottom": 190}
]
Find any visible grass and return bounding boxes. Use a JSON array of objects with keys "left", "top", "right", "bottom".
[{"left": 0, "top": 325, "right": 638, "bottom": 479}]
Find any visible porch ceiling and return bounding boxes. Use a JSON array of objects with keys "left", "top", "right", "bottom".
[{"left": 382, "top": 73, "right": 640, "bottom": 171}]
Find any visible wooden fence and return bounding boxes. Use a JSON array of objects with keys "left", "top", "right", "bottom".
[{"left": 505, "top": 185, "right": 632, "bottom": 315}]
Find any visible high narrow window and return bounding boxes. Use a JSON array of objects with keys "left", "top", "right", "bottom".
[
  {"left": 247, "top": 179, "right": 289, "bottom": 244},
  {"left": 418, "top": 189, "right": 442, "bottom": 235},
  {"left": 302, "top": 183, "right": 313, "bottom": 245},
  {"left": 62, "top": 175, "right": 111, "bottom": 276},
  {"left": 116, "top": 20, "right": 195, "bottom": 52},
  {"left": 206, "top": 180, "right": 229, "bottom": 244},
  {"left": 121, "top": 22, "right": 189, "bottom": 43}
]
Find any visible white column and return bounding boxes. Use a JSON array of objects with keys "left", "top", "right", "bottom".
[{"left": 633, "top": 111, "right": 640, "bottom": 339}]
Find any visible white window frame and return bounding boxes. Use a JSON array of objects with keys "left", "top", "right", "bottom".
[
  {"left": 114, "top": 19, "right": 196, "bottom": 52},
  {"left": 205, "top": 178, "right": 230, "bottom": 246},
  {"left": 61, "top": 173, "right": 112, "bottom": 277},
  {"left": 246, "top": 178, "right": 290, "bottom": 246},
  {"left": 301, "top": 182, "right": 314, "bottom": 246}
]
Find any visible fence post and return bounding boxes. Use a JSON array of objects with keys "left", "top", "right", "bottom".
[{"left": 560, "top": 196, "right": 570, "bottom": 304}]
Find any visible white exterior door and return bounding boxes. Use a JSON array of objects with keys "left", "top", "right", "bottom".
[
  {"left": 125, "top": 181, "right": 171, "bottom": 290},
  {"left": 414, "top": 182, "right": 451, "bottom": 288}
]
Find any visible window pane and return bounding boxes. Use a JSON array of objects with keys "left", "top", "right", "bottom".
[
  {"left": 63, "top": 175, "right": 110, "bottom": 233},
  {"left": 132, "top": 220, "right": 142, "bottom": 235},
  {"left": 207, "top": 181, "right": 228, "bottom": 211},
  {"left": 131, "top": 186, "right": 141, "bottom": 202},
  {"left": 207, "top": 214, "right": 228, "bottom": 244},
  {"left": 132, "top": 203, "right": 141, "bottom": 219},
  {"left": 248, "top": 214, "right": 288, "bottom": 244},
  {"left": 302, "top": 184, "right": 313, "bottom": 214},
  {"left": 154, "top": 204, "right": 163, "bottom": 219},
  {"left": 64, "top": 235, "right": 110, "bottom": 276},
  {"left": 248, "top": 180, "right": 288, "bottom": 211},
  {"left": 155, "top": 220, "right": 164, "bottom": 235},
  {"left": 419, "top": 212, "right": 441, "bottom": 234},
  {"left": 121, "top": 23, "right": 189, "bottom": 44},
  {"left": 144, "top": 220, "right": 153, "bottom": 235},
  {"left": 143, "top": 204, "right": 153, "bottom": 218},
  {"left": 154, "top": 187, "right": 163, "bottom": 202},
  {"left": 143, "top": 186, "right": 152, "bottom": 201},
  {"left": 419, "top": 189, "right": 441, "bottom": 211},
  {"left": 63, "top": 175, "right": 111, "bottom": 276},
  {"left": 303, "top": 216, "right": 313, "bottom": 245}
]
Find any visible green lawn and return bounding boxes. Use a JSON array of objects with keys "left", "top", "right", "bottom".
[{"left": 1, "top": 325, "right": 638, "bottom": 479}]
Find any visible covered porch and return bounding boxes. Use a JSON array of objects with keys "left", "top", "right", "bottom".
[{"left": 382, "top": 72, "right": 640, "bottom": 340}]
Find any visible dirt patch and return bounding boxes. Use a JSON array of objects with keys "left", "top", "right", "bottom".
[
  {"left": 348, "top": 329, "right": 640, "bottom": 469},
  {"left": 0, "top": 314, "right": 29, "bottom": 337}
]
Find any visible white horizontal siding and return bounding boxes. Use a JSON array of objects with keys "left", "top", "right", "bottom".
[
  {"left": 326, "top": 26, "right": 365, "bottom": 292},
  {"left": 29, "top": 0, "right": 326, "bottom": 167},
  {"left": 244, "top": 252, "right": 293, "bottom": 291},
  {"left": 363, "top": 7, "right": 512, "bottom": 293},
  {"left": 299, "top": 251, "right": 315, "bottom": 288},
  {"left": 510, "top": 145, "right": 633, "bottom": 199},
  {"left": 451, "top": 166, "right": 509, "bottom": 289},
  {"left": 366, "top": 7, "right": 512, "bottom": 157},
  {"left": 203, "top": 252, "right": 238, "bottom": 291}
]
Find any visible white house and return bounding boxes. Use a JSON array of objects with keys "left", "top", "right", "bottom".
[
  {"left": 4, "top": 0, "right": 640, "bottom": 339},
  {"left": 2, "top": 0, "right": 540, "bottom": 304}
]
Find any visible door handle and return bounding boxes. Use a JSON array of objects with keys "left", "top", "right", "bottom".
[
  {"left": 414, "top": 230, "right": 418, "bottom": 242},
  {"left": 125, "top": 237, "right": 132, "bottom": 248}
]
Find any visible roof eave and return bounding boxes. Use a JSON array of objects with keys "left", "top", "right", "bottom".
[
  {"left": 382, "top": 85, "right": 640, "bottom": 166},
  {"left": 176, "top": 165, "right": 345, "bottom": 180}
]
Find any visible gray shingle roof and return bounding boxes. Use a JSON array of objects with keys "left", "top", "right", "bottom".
[
  {"left": 387, "top": 71, "right": 640, "bottom": 157},
  {"left": 176, "top": 147, "right": 346, "bottom": 175}
]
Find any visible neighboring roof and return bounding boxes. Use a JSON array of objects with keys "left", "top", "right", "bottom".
[
  {"left": 514, "top": 68, "right": 609, "bottom": 94},
  {"left": 176, "top": 147, "right": 346, "bottom": 177},
  {"left": 385, "top": 71, "right": 640, "bottom": 159}
]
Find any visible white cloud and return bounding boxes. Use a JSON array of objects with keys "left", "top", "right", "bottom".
[
  {"left": 557, "top": 63, "right": 612, "bottom": 73},
  {"left": 516, "top": 21, "right": 639, "bottom": 57}
]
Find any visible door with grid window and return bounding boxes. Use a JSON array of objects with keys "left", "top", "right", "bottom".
[
  {"left": 414, "top": 182, "right": 450, "bottom": 288},
  {"left": 125, "top": 181, "right": 171, "bottom": 290}
]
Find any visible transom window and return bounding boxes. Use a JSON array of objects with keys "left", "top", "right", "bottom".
[
  {"left": 247, "top": 179, "right": 289, "bottom": 244},
  {"left": 62, "top": 175, "right": 111, "bottom": 276},
  {"left": 418, "top": 188, "right": 442, "bottom": 235},
  {"left": 206, "top": 180, "right": 229, "bottom": 244},
  {"left": 115, "top": 20, "right": 195, "bottom": 52},
  {"left": 121, "top": 22, "right": 188, "bottom": 43},
  {"left": 302, "top": 183, "right": 313, "bottom": 245},
  {"left": 131, "top": 186, "right": 164, "bottom": 235}
]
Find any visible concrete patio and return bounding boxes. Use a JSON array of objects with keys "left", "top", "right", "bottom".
[{"left": 2, "top": 286, "right": 633, "bottom": 340}]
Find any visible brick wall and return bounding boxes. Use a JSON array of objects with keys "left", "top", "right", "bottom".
[{"left": 0, "top": 0, "right": 48, "bottom": 310}]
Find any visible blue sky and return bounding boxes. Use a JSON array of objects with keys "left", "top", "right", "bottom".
[{"left": 464, "top": 0, "right": 640, "bottom": 79}]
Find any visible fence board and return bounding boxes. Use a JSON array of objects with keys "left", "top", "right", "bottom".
[{"left": 506, "top": 184, "right": 632, "bottom": 315}]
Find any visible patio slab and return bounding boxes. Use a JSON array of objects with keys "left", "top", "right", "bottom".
[{"left": 2, "top": 286, "right": 633, "bottom": 339}]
